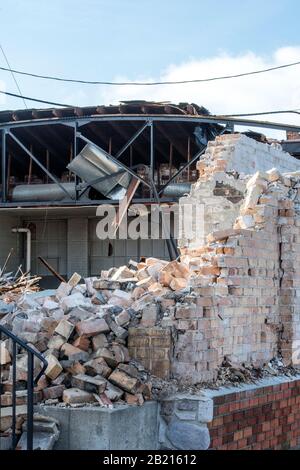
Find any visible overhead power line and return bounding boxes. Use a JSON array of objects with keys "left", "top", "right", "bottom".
[
  {"left": 0, "top": 89, "right": 72, "bottom": 107},
  {"left": 222, "top": 110, "right": 300, "bottom": 118},
  {"left": 0, "top": 44, "right": 28, "bottom": 108},
  {"left": 0, "top": 60, "right": 300, "bottom": 86}
]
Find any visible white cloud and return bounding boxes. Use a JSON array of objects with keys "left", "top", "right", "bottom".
[{"left": 96, "top": 46, "right": 300, "bottom": 139}]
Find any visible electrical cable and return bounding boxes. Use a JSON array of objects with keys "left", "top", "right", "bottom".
[
  {"left": 0, "top": 60, "right": 300, "bottom": 86},
  {"left": 0, "top": 44, "right": 28, "bottom": 108},
  {"left": 0, "top": 89, "right": 73, "bottom": 107}
]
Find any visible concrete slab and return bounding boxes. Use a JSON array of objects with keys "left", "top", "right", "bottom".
[{"left": 35, "top": 401, "right": 159, "bottom": 450}]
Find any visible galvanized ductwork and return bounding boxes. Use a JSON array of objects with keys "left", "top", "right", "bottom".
[
  {"left": 162, "top": 182, "right": 192, "bottom": 198},
  {"left": 67, "top": 143, "right": 131, "bottom": 200},
  {"left": 11, "top": 183, "right": 78, "bottom": 202}
]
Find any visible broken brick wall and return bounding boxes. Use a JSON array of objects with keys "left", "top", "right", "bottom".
[
  {"left": 179, "top": 134, "right": 300, "bottom": 248},
  {"left": 129, "top": 135, "right": 300, "bottom": 384}
]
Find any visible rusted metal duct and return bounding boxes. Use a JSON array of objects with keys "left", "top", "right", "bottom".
[
  {"left": 11, "top": 183, "right": 78, "bottom": 202},
  {"left": 162, "top": 182, "right": 192, "bottom": 198},
  {"left": 67, "top": 143, "right": 131, "bottom": 199}
]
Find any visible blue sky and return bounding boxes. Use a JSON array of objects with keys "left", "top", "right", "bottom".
[{"left": 0, "top": 0, "right": 300, "bottom": 137}]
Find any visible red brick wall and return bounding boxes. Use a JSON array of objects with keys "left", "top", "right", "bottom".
[{"left": 208, "top": 379, "right": 300, "bottom": 450}]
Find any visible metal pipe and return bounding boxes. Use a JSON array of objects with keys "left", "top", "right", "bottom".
[
  {"left": 150, "top": 122, "right": 154, "bottom": 198},
  {"left": 11, "top": 182, "right": 77, "bottom": 202},
  {"left": 12, "top": 227, "right": 31, "bottom": 272},
  {"left": 162, "top": 182, "right": 192, "bottom": 198}
]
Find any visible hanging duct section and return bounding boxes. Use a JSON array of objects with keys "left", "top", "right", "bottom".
[{"left": 67, "top": 143, "right": 131, "bottom": 200}]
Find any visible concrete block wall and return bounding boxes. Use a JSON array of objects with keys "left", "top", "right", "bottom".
[
  {"left": 0, "top": 215, "right": 21, "bottom": 272},
  {"left": 205, "top": 134, "right": 300, "bottom": 175},
  {"left": 180, "top": 134, "right": 300, "bottom": 247},
  {"left": 67, "top": 218, "right": 89, "bottom": 278}
]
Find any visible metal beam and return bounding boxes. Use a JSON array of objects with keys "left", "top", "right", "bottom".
[
  {"left": 73, "top": 122, "right": 79, "bottom": 200},
  {"left": 1, "top": 129, "right": 7, "bottom": 202},
  {"left": 148, "top": 173, "right": 179, "bottom": 261},
  {"left": 76, "top": 132, "right": 152, "bottom": 189},
  {"left": 7, "top": 131, "right": 74, "bottom": 200},
  {"left": 1, "top": 114, "right": 300, "bottom": 133},
  {"left": 115, "top": 121, "right": 149, "bottom": 159}
]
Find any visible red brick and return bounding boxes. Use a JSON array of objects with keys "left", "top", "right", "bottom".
[
  {"left": 227, "top": 442, "right": 238, "bottom": 450},
  {"left": 218, "top": 404, "right": 230, "bottom": 415},
  {"left": 257, "top": 433, "right": 265, "bottom": 443},
  {"left": 223, "top": 433, "right": 234, "bottom": 444},
  {"left": 237, "top": 438, "right": 248, "bottom": 449},
  {"left": 243, "top": 427, "right": 253, "bottom": 438},
  {"left": 234, "top": 430, "right": 244, "bottom": 441},
  {"left": 262, "top": 422, "right": 271, "bottom": 432}
]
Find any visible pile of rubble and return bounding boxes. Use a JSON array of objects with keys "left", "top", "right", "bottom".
[
  {"left": 0, "top": 271, "right": 40, "bottom": 310},
  {"left": 0, "top": 258, "right": 192, "bottom": 423},
  {"left": 216, "top": 357, "right": 299, "bottom": 387}
]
